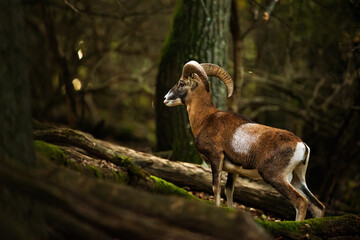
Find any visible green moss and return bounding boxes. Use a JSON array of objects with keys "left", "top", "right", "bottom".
[
  {"left": 256, "top": 219, "right": 311, "bottom": 239},
  {"left": 111, "top": 155, "right": 148, "bottom": 182},
  {"left": 34, "top": 140, "right": 84, "bottom": 171},
  {"left": 151, "top": 176, "right": 198, "bottom": 200},
  {"left": 160, "top": 0, "right": 183, "bottom": 58},
  {"left": 301, "top": 214, "right": 355, "bottom": 233},
  {"left": 112, "top": 170, "right": 129, "bottom": 184},
  {"left": 257, "top": 219, "right": 300, "bottom": 232},
  {"left": 87, "top": 165, "right": 103, "bottom": 179},
  {"left": 256, "top": 215, "right": 357, "bottom": 239},
  {"left": 34, "top": 140, "right": 201, "bottom": 202},
  {"left": 34, "top": 140, "right": 67, "bottom": 165},
  {"left": 112, "top": 170, "right": 120, "bottom": 182},
  {"left": 66, "top": 161, "right": 83, "bottom": 172}
]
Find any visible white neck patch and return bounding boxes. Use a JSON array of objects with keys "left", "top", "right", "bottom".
[{"left": 231, "top": 123, "right": 260, "bottom": 154}]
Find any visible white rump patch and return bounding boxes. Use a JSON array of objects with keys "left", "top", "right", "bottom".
[
  {"left": 231, "top": 123, "right": 260, "bottom": 154},
  {"left": 284, "top": 142, "right": 307, "bottom": 179},
  {"left": 291, "top": 142, "right": 306, "bottom": 163}
]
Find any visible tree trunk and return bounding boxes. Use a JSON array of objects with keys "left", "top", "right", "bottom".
[
  {"left": 229, "top": 0, "right": 245, "bottom": 113},
  {"left": 0, "top": 0, "right": 35, "bottom": 166},
  {"left": 0, "top": 1, "right": 45, "bottom": 239},
  {"left": 155, "top": 0, "right": 231, "bottom": 163},
  {"left": 33, "top": 131, "right": 196, "bottom": 199},
  {"left": 41, "top": 1, "right": 78, "bottom": 128}
]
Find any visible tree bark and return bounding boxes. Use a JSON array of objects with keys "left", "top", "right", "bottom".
[
  {"left": 155, "top": 0, "right": 231, "bottom": 163},
  {"left": 0, "top": 1, "right": 44, "bottom": 238},
  {"left": 0, "top": 0, "right": 35, "bottom": 166},
  {"left": 229, "top": 0, "right": 245, "bottom": 113}
]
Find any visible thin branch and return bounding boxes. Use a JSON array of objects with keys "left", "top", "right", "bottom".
[
  {"left": 249, "top": 105, "right": 280, "bottom": 119},
  {"left": 25, "top": 0, "right": 173, "bottom": 21},
  {"left": 64, "top": 0, "right": 80, "bottom": 14},
  {"left": 247, "top": 0, "right": 290, "bottom": 29},
  {"left": 244, "top": 71, "right": 306, "bottom": 104},
  {"left": 307, "top": 77, "right": 326, "bottom": 108},
  {"left": 262, "top": 0, "right": 279, "bottom": 21},
  {"left": 238, "top": 96, "right": 339, "bottom": 130}
]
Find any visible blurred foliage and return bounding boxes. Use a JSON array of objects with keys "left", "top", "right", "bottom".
[
  {"left": 23, "top": 0, "right": 359, "bottom": 211},
  {"left": 24, "top": 0, "right": 176, "bottom": 148}
]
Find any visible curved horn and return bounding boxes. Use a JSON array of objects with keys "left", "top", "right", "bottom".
[
  {"left": 201, "top": 63, "right": 234, "bottom": 97},
  {"left": 182, "top": 60, "right": 210, "bottom": 92}
]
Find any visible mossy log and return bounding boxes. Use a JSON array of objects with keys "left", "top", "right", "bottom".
[
  {"left": 34, "top": 127, "right": 347, "bottom": 219},
  {"left": 33, "top": 128, "right": 166, "bottom": 190},
  {"left": 33, "top": 127, "right": 294, "bottom": 218},
  {"left": 34, "top": 140, "right": 195, "bottom": 199},
  {"left": 257, "top": 214, "right": 360, "bottom": 239}
]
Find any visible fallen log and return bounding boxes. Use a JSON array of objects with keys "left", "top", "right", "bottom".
[
  {"left": 34, "top": 139, "right": 196, "bottom": 200},
  {"left": 257, "top": 214, "right": 360, "bottom": 240},
  {"left": 33, "top": 127, "right": 294, "bottom": 218}
]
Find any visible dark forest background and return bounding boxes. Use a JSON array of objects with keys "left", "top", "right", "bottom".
[{"left": 9, "top": 0, "right": 360, "bottom": 215}]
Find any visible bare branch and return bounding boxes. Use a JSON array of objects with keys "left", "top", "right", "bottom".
[
  {"left": 263, "top": 0, "right": 279, "bottom": 21},
  {"left": 64, "top": 0, "right": 80, "bottom": 14}
]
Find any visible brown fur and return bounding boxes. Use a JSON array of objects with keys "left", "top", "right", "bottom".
[{"left": 164, "top": 67, "right": 325, "bottom": 221}]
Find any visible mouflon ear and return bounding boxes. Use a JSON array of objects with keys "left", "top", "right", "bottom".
[{"left": 190, "top": 78, "right": 198, "bottom": 90}]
